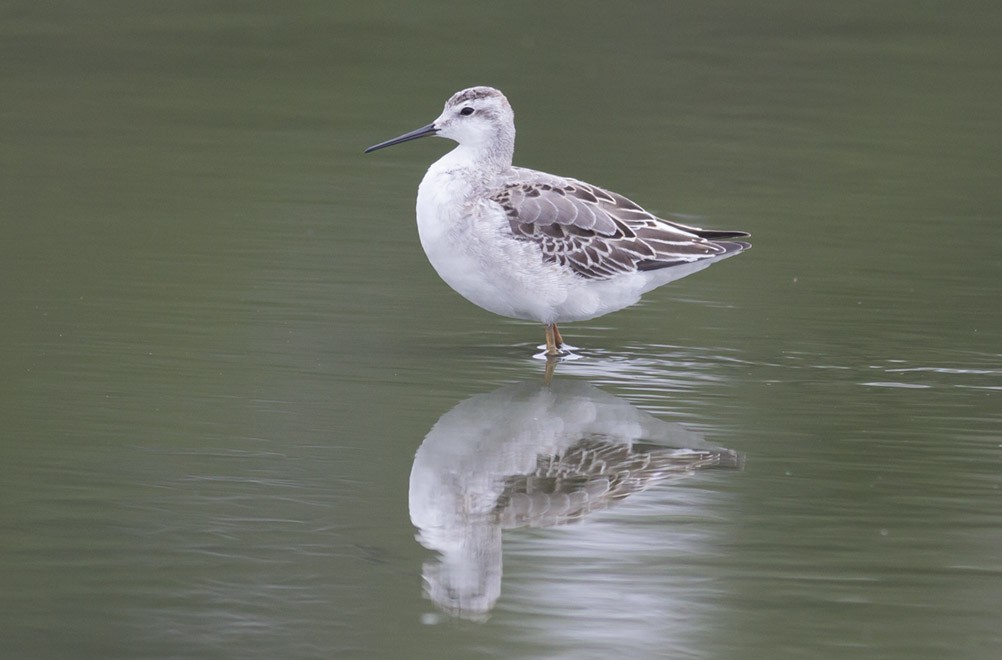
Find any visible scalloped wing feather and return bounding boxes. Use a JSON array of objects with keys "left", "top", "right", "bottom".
[{"left": 491, "top": 169, "right": 749, "bottom": 280}]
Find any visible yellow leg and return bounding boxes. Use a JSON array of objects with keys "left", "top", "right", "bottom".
[
  {"left": 544, "top": 323, "right": 560, "bottom": 357},
  {"left": 552, "top": 323, "right": 563, "bottom": 349}
]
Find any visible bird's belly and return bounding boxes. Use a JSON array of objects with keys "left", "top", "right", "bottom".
[
  {"left": 417, "top": 216, "right": 648, "bottom": 324},
  {"left": 417, "top": 214, "right": 552, "bottom": 322}
]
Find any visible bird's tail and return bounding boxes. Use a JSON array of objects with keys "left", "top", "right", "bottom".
[{"left": 693, "top": 228, "right": 751, "bottom": 240}]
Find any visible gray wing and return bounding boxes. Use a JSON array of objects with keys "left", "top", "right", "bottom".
[{"left": 490, "top": 168, "right": 750, "bottom": 280}]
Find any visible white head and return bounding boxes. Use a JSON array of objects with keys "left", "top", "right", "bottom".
[{"left": 365, "top": 86, "right": 515, "bottom": 166}]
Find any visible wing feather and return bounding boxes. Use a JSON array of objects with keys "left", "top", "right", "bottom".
[{"left": 491, "top": 168, "right": 750, "bottom": 280}]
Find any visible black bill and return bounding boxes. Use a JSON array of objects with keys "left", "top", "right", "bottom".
[{"left": 364, "top": 123, "right": 439, "bottom": 153}]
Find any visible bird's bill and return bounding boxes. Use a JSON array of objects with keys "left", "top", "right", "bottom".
[{"left": 364, "top": 123, "right": 439, "bottom": 153}]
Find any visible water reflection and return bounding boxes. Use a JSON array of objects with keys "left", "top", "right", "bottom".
[{"left": 408, "top": 379, "right": 741, "bottom": 620}]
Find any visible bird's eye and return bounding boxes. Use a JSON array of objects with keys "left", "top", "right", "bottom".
[{"left": 459, "top": 107, "right": 475, "bottom": 116}]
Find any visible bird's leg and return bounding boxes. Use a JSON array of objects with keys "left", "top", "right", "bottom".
[
  {"left": 552, "top": 323, "right": 564, "bottom": 349},
  {"left": 544, "top": 323, "right": 560, "bottom": 357}
]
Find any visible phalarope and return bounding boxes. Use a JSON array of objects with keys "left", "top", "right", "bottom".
[{"left": 365, "top": 86, "right": 750, "bottom": 356}]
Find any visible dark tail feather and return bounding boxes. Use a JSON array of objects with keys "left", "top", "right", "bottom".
[
  {"left": 661, "top": 216, "right": 751, "bottom": 240},
  {"left": 694, "top": 229, "right": 751, "bottom": 239}
]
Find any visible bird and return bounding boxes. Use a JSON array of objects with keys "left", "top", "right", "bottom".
[{"left": 365, "top": 86, "right": 750, "bottom": 357}]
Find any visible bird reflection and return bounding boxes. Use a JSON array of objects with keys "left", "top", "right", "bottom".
[{"left": 408, "top": 379, "right": 741, "bottom": 620}]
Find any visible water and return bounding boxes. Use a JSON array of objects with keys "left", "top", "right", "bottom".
[{"left": 2, "top": 2, "right": 1000, "bottom": 659}]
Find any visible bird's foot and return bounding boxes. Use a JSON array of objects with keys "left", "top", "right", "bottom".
[{"left": 532, "top": 343, "right": 581, "bottom": 360}]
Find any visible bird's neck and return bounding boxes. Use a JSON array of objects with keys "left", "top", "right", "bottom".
[
  {"left": 426, "top": 149, "right": 512, "bottom": 197},
  {"left": 442, "top": 128, "right": 515, "bottom": 176}
]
